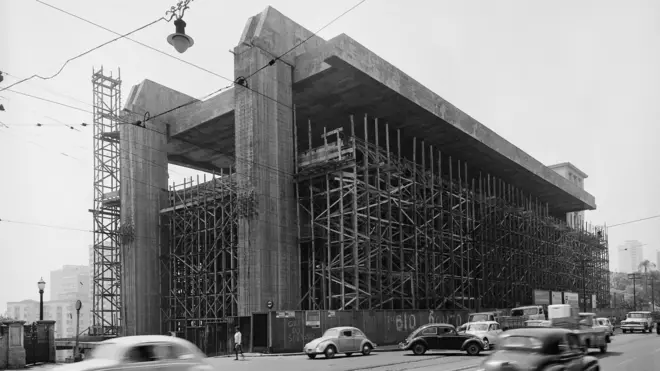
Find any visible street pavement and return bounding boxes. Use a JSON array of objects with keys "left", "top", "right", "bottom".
[
  {"left": 204, "top": 332, "right": 660, "bottom": 371},
  {"left": 26, "top": 331, "right": 660, "bottom": 371}
]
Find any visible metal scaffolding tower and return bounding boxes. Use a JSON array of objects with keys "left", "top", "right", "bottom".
[
  {"left": 90, "top": 67, "right": 122, "bottom": 336},
  {"left": 161, "top": 173, "right": 239, "bottom": 337}
]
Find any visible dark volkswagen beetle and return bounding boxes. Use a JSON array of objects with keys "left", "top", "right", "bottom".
[
  {"left": 475, "top": 328, "right": 600, "bottom": 371},
  {"left": 399, "top": 323, "right": 485, "bottom": 356}
]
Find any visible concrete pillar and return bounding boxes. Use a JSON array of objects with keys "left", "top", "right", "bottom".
[
  {"left": 37, "top": 320, "right": 56, "bottom": 362},
  {"left": 5, "top": 321, "right": 26, "bottom": 369},
  {"left": 234, "top": 44, "right": 299, "bottom": 314},
  {"left": 119, "top": 114, "right": 169, "bottom": 335}
]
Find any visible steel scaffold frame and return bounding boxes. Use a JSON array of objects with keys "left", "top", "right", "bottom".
[
  {"left": 161, "top": 173, "right": 239, "bottom": 335},
  {"left": 91, "top": 67, "right": 122, "bottom": 336},
  {"left": 295, "top": 114, "right": 610, "bottom": 311}
]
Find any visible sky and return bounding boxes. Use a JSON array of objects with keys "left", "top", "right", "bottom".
[{"left": 1, "top": 0, "right": 659, "bottom": 312}]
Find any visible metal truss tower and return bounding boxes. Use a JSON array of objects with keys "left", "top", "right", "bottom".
[{"left": 90, "top": 67, "right": 122, "bottom": 336}]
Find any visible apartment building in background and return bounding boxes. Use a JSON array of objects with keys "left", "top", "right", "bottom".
[
  {"left": 548, "top": 162, "right": 588, "bottom": 229},
  {"left": 617, "top": 240, "right": 645, "bottom": 273},
  {"left": 5, "top": 265, "right": 92, "bottom": 338}
]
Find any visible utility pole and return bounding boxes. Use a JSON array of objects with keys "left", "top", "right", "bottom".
[
  {"left": 628, "top": 273, "right": 641, "bottom": 311},
  {"left": 582, "top": 260, "right": 587, "bottom": 313}
]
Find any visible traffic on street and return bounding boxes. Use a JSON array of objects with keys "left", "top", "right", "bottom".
[{"left": 203, "top": 331, "right": 660, "bottom": 371}]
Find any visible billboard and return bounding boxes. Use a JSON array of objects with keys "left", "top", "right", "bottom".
[
  {"left": 564, "top": 292, "right": 579, "bottom": 309},
  {"left": 551, "top": 291, "right": 562, "bottom": 305},
  {"left": 533, "top": 290, "right": 550, "bottom": 305}
]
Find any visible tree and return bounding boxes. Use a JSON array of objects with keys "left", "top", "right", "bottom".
[{"left": 0, "top": 314, "right": 14, "bottom": 321}]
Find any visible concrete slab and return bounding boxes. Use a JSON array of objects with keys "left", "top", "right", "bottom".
[{"left": 292, "top": 33, "right": 596, "bottom": 214}]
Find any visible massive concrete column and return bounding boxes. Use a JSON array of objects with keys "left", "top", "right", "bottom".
[
  {"left": 119, "top": 116, "right": 168, "bottom": 335},
  {"left": 119, "top": 80, "right": 192, "bottom": 335},
  {"left": 234, "top": 44, "right": 299, "bottom": 314}
]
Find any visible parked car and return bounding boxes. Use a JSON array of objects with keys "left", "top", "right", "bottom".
[
  {"left": 303, "top": 326, "right": 376, "bottom": 359},
  {"left": 474, "top": 328, "right": 600, "bottom": 371},
  {"left": 595, "top": 317, "right": 614, "bottom": 337},
  {"left": 399, "top": 323, "right": 485, "bottom": 356},
  {"left": 54, "top": 335, "right": 212, "bottom": 371},
  {"left": 464, "top": 321, "right": 503, "bottom": 350}
]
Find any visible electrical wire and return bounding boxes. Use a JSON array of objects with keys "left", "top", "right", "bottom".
[
  {"left": 608, "top": 214, "right": 660, "bottom": 229},
  {"left": 35, "top": 0, "right": 227, "bottom": 82},
  {"left": 0, "top": 17, "right": 166, "bottom": 93}
]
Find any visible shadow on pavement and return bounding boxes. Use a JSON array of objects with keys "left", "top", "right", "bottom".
[{"left": 593, "top": 351, "right": 623, "bottom": 359}]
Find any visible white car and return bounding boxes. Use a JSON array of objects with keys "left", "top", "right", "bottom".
[
  {"left": 54, "top": 335, "right": 212, "bottom": 371},
  {"left": 303, "top": 326, "right": 376, "bottom": 359},
  {"left": 595, "top": 317, "right": 614, "bottom": 336},
  {"left": 464, "top": 321, "right": 503, "bottom": 350}
]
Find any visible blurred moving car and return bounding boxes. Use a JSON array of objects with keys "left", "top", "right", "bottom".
[
  {"left": 399, "top": 323, "right": 485, "bottom": 356},
  {"left": 303, "top": 326, "right": 376, "bottom": 359},
  {"left": 475, "top": 328, "right": 600, "bottom": 371},
  {"left": 464, "top": 321, "right": 503, "bottom": 350},
  {"left": 595, "top": 317, "right": 614, "bottom": 337},
  {"left": 54, "top": 335, "right": 212, "bottom": 371}
]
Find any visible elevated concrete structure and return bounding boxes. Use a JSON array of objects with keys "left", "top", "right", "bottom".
[{"left": 119, "top": 6, "right": 597, "bottom": 334}]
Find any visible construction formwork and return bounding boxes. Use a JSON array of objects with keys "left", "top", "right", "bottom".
[
  {"left": 90, "top": 68, "right": 122, "bottom": 336},
  {"left": 295, "top": 115, "right": 609, "bottom": 311},
  {"left": 161, "top": 173, "right": 239, "bottom": 337},
  {"left": 161, "top": 113, "right": 610, "bottom": 329}
]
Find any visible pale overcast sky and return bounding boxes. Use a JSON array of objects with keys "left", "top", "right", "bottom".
[{"left": 1, "top": 0, "right": 658, "bottom": 312}]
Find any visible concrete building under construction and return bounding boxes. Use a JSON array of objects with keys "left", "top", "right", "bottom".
[{"left": 89, "top": 6, "right": 609, "bottom": 338}]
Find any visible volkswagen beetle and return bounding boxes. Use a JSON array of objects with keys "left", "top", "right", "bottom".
[
  {"left": 303, "top": 326, "right": 376, "bottom": 359},
  {"left": 399, "top": 323, "right": 485, "bottom": 356}
]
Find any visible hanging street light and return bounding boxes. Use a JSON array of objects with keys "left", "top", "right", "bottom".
[{"left": 166, "top": 0, "right": 195, "bottom": 54}]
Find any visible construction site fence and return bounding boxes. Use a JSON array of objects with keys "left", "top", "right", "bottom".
[{"left": 267, "top": 309, "right": 469, "bottom": 353}]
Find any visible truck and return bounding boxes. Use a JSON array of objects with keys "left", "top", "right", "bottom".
[
  {"left": 620, "top": 311, "right": 653, "bottom": 333},
  {"left": 510, "top": 305, "right": 547, "bottom": 320},
  {"left": 466, "top": 311, "right": 525, "bottom": 331},
  {"left": 547, "top": 304, "right": 608, "bottom": 353}
]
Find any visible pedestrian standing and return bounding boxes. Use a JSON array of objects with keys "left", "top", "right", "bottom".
[{"left": 234, "top": 326, "right": 245, "bottom": 360}]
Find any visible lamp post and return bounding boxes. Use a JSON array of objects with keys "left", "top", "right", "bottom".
[
  {"left": 37, "top": 277, "right": 46, "bottom": 321},
  {"left": 628, "top": 273, "right": 641, "bottom": 311},
  {"left": 165, "top": 0, "right": 195, "bottom": 53}
]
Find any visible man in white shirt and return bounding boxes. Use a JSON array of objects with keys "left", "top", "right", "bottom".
[{"left": 234, "top": 326, "right": 245, "bottom": 360}]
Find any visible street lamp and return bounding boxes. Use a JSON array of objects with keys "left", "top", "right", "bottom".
[
  {"left": 166, "top": 0, "right": 195, "bottom": 54},
  {"left": 37, "top": 277, "right": 46, "bottom": 321}
]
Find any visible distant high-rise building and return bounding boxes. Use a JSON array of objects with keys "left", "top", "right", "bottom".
[
  {"left": 50, "top": 265, "right": 90, "bottom": 302},
  {"left": 657, "top": 250, "right": 660, "bottom": 271},
  {"left": 547, "top": 162, "right": 587, "bottom": 229},
  {"left": 617, "top": 240, "right": 644, "bottom": 273}
]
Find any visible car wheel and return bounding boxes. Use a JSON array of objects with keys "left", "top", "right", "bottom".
[
  {"left": 466, "top": 343, "right": 481, "bottom": 356},
  {"left": 600, "top": 343, "right": 607, "bottom": 353},
  {"left": 412, "top": 343, "right": 427, "bottom": 355},
  {"left": 345, "top": 353, "right": 353, "bottom": 357},
  {"left": 324, "top": 345, "right": 336, "bottom": 359},
  {"left": 362, "top": 343, "right": 373, "bottom": 356},
  {"left": 482, "top": 338, "right": 490, "bottom": 350},
  {"left": 307, "top": 354, "right": 316, "bottom": 359}
]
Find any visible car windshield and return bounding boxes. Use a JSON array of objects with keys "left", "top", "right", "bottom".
[
  {"left": 89, "top": 343, "right": 121, "bottom": 360},
  {"left": 467, "top": 324, "right": 489, "bottom": 332},
  {"left": 511, "top": 308, "right": 538, "bottom": 316},
  {"left": 470, "top": 314, "right": 491, "bottom": 322},
  {"left": 323, "top": 329, "right": 339, "bottom": 337},
  {"left": 498, "top": 336, "right": 543, "bottom": 351},
  {"left": 628, "top": 313, "right": 650, "bottom": 319}
]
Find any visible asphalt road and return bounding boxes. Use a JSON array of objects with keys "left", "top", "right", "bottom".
[{"left": 205, "top": 332, "right": 660, "bottom": 371}]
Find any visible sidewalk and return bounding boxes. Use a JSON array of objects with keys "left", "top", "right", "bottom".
[{"left": 215, "top": 344, "right": 402, "bottom": 358}]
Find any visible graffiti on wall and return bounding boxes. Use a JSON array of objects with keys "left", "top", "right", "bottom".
[
  {"left": 387, "top": 310, "right": 465, "bottom": 332},
  {"left": 286, "top": 318, "right": 315, "bottom": 344}
]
